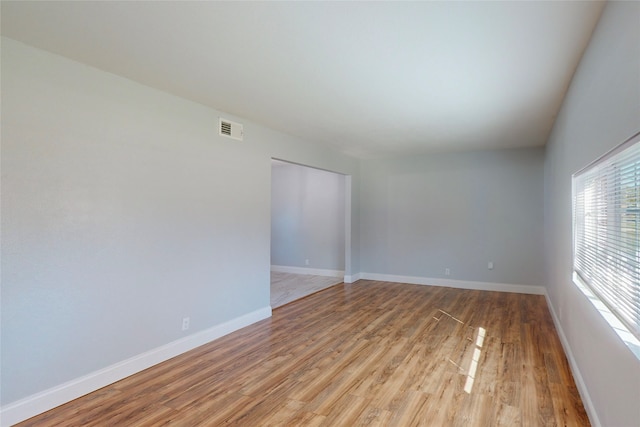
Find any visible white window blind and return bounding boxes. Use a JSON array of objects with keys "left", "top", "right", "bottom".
[{"left": 573, "top": 132, "right": 640, "bottom": 341}]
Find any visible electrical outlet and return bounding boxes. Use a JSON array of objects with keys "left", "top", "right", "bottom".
[
  {"left": 305, "top": 259, "right": 310, "bottom": 266},
  {"left": 445, "top": 268, "right": 450, "bottom": 276},
  {"left": 182, "top": 317, "right": 190, "bottom": 331},
  {"left": 488, "top": 261, "right": 494, "bottom": 270}
]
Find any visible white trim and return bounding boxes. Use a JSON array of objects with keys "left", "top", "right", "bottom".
[
  {"left": 544, "top": 292, "right": 601, "bottom": 427},
  {"left": 0, "top": 307, "right": 272, "bottom": 427},
  {"left": 344, "top": 175, "right": 352, "bottom": 281},
  {"left": 359, "top": 272, "right": 545, "bottom": 295},
  {"left": 343, "top": 272, "right": 362, "bottom": 283},
  {"left": 271, "top": 265, "right": 344, "bottom": 278},
  {"left": 572, "top": 273, "right": 640, "bottom": 359}
]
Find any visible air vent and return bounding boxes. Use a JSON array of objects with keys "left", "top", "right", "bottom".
[{"left": 219, "top": 118, "right": 243, "bottom": 141}]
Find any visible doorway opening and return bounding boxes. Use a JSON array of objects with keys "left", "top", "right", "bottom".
[{"left": 270, "top": 159, "right": 351, "bottom": 308}]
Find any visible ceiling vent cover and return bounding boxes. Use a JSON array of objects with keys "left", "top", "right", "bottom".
[{"left": 219, "top": 118, "right": 244, "bottom": 141}]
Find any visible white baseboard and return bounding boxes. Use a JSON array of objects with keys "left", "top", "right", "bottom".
[
  {"left": 0, "top": 306, "right": 272, "bottom": 427},
  {"left": 358, "top": 272, "right": 545, "bottom": 295},
  {"left": 544, "top": 293, "right": 601, "bottom": 427},
  {"left": 343, "top": 272, "right": 362, "bottom": 283},
  {"left": 271, "top": 265, "right": 344, "bottom": 278}
]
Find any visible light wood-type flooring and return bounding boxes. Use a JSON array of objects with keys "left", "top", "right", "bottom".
[
  {"left": 17, "top": 281, "right": 589, "bottom": 426},
  {"left": 270, "top": 271, "right": 342, "bottom": 308}
]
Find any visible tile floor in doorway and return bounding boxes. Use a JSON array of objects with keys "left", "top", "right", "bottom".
[{"left": 270, "top": 271, "right": 343, "bottom": 308}]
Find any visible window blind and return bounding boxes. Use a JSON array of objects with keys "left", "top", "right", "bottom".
[{"left": 573, "top": 132, "right": 640, "bottom": 341}]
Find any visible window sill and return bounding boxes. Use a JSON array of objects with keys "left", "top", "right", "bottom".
[{"left": 572, "top": 272, "right": 640, "bottom": 361}]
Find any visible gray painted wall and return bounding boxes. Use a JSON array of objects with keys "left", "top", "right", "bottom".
[
  {"left": 4, "top": 2, "right": 638, "bottom": 422},
  {"left": 271, "top": 161, "right": 345, "bottom": 271},
  {"left": 1, "top": 38, "right": 360, "bottom": 405},
  {"left": 543, "top": 2, "right": 640, "bottom": 426},
  {"left": 359, "top": 148, "right": 545, "bottom": 286}
]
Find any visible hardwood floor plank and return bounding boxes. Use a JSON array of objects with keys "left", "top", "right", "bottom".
[
  {"left": 353, "top": 406, "right": 394, "bottom": 426},
  {"left": 16, "top": 281, "right": 590, "bottom": 426},
  {"left": 317, "top": 393, "right": 370, "bottom": 426},
  {"left": 548, "top": 383, "right": 591, "bottom": 427},
  {"left": 255, "top": 398, "right": 307, "bottom": 426},
  {"left": 385, "top": 390, "right": 430, "bottom": 426}
]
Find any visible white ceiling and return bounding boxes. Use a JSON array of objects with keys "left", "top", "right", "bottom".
[{"left": 1, "top": 1, "right": 605, "bottom": 158}]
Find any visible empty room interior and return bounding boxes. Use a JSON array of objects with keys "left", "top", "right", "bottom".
[{"left": 1, "top": 1, "right": 639, "bottom": 426}]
